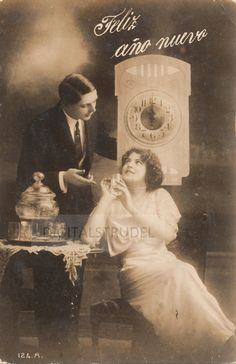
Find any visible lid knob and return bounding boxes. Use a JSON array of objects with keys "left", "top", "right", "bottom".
[{"left": 33, "top": 172, "right": 45, "bottom": 184}]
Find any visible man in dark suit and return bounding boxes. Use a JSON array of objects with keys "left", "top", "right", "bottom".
[
  {"left": 15, "top": 73, "right": 116, "bottom": 362},
  {"left": 17, "top": 73, "right": 116, "bottom": 218}
]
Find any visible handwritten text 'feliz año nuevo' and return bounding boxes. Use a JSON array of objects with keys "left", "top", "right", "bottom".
[{"left": 93, "top": 8, "right": 208, "bottom": 58}]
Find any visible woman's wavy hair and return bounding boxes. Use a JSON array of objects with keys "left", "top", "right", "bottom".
[{"left": 120, "top": 148, "right": 163, "bottom": 191}]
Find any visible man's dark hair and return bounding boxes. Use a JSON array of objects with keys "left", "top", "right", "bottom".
[
  {"left": 121, "top": 147, "right": 164, "bottom": 191},
  {"left": 58, "top": 73, "right": 95, "bottom": 105}
]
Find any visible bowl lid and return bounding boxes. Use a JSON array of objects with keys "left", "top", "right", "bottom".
[{"left": 21, "top": 172, "right": 56, "bottom": 199}]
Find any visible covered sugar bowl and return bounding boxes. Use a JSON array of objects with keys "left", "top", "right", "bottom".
[{"left": 15, "top": 172, "right": 59, "bottom": 220}]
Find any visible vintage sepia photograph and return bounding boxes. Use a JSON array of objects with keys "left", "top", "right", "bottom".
[{"left": 0, "top": 0, "right": 235, "bottom": 363}]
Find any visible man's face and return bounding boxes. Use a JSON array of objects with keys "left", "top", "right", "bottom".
[{"left": 65, "top": 89, "right": 98, "bottom": 121}]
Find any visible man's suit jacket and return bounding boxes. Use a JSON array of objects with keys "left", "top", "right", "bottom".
[{"left": 16, "top": 103, "right": 116, "bottom": 216}]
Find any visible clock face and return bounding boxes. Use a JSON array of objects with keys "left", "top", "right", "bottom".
[{"left": 125, "top": 90, "right": 181, "bottom": 146}]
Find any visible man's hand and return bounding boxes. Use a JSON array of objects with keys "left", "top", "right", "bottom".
[{"left": 63, "top": 168, "right": 96, "bottom": 188}]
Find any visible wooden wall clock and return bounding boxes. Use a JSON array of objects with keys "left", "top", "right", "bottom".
[{"left": 115, "top": 55, "right": 191, "bottom": 185}]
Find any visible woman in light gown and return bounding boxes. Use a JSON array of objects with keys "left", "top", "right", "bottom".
[{"left": 82, "top": 147, "right": 235, "bottom": 361}]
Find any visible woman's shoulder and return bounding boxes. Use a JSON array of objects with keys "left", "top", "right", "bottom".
[
  {"left": 152, "top": 187, "right": 174, "bottom": 201},
  {"left": 152, "top": 188, "right": 181, "bottom": 221}
]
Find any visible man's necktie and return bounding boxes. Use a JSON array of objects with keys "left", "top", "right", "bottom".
[{"left": 74, "top": 121, "right": 83, "bottom": 162}]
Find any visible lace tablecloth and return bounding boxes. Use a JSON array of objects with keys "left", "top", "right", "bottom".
[{"left": 0, "top": 240, "right": 90, "bottom": 285}]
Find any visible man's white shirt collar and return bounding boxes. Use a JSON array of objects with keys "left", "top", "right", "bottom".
[{"left": 62, "top": 109, "right": 85, "bottom": 145}]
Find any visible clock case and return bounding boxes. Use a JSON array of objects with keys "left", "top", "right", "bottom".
[{"left": 115, "top": 55, "right": 191, "bottom": 185}]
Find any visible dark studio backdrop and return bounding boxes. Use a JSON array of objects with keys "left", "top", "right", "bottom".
[{"left": 0, "top": 0, "right": 235, "bottom": 269}]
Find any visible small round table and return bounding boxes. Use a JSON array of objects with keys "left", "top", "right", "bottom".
[
  {"left": 0, "top": 240, "right": 90, "bottom": 285},
  {"left": 0, "top": 240, "right": 91, "bottom": 363}
]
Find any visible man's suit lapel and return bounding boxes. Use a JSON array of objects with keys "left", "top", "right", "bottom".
[
  {"left": 54, "top": 105, "right": 76, "bottom": 156},
  {"left": 53, "top": 105, "right": 97, "bottom": 172}
]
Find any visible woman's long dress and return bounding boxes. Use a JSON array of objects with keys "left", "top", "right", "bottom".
[{"left": 105, "top": 188, "right": 235, "bottom": 356}]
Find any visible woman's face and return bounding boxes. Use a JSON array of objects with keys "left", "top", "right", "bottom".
[{"left": 121, "top": 152, "right": 147, "bottom": 186}]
